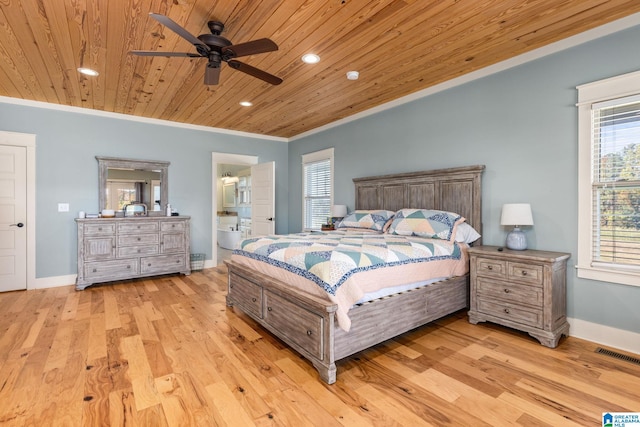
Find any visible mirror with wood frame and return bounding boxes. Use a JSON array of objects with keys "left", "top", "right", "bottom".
[{"left": 97, "top": 156, "right": 169, "bottom": 216}]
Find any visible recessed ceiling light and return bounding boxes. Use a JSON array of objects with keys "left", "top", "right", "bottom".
[
  {"left": 301, "top": 53, "right": 320, "bottom": 64},
  {"left": 77, "top": 67, "right": 99, "bottom": 76},
  {"left": 239, "top": 101, "right": 253, "bottom": 107}
]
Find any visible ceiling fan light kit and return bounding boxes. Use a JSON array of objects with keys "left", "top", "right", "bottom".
[{"left": 130, "top": 13, "right": 282, "bottom": 86}]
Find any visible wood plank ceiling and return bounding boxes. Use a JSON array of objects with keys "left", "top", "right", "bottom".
[{"left": 1, "top": 1, "right": 639, "bottom": 139}]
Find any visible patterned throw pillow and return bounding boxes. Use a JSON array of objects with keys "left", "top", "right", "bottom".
[
  {"left": 336, "top": 210, "right": 395, "bottom": 232},
  {"left": 388, "top": 208, "right": 464, "bottom": 241}
]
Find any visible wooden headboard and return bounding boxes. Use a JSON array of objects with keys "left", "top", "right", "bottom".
[{"left": 353, "top": 165, "right": 485, "bottom": 241}]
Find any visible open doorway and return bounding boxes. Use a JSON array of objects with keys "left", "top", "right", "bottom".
[{"left": 211, "top": 152, "right": 258, "bottom": 266}]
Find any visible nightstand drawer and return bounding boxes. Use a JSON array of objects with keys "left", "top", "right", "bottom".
[
  {"left": 476, "top": 297, "right": 543, "bottom": 329},
  {"left": 476, "top": 277, "right": 543, "bottom": 307},
  {"left": 507, "top": 262, "right": 543, "bottom": 286},
  {"left": 476, "top": 258, "right": 507, "bottom": 278}
]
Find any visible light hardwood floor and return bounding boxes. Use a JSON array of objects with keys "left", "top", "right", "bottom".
[{"left": 1, "top": 266, "right": 638, "bottom": 426}]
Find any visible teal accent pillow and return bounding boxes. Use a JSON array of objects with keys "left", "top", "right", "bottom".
[
  {"left": 388, "top": 209, "right": 464, "bottom": 241},
  {"left": 336, "top": 210, "right": 395, "bottom": 232}
]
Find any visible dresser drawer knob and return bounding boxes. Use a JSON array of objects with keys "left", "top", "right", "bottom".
[
  {"left": 251, "top": 297, "right": 257, "bottom": 302},
  {"left": 92, "top": 268, "right": 97, "bottom": 273},
  {"left": 148, "top": 263, "right": 152, "bottom": 266},
  {"left": 521, "top": 270, "right": 527, "bottom": 276},
  {"left": 267, "top": 307, "right": 273, "bottom": 312},
  {"left": 230, "top": 284, "right": 233, "bottom": 289},
  {"left": 504, "top": 308, "right": 510, "bottom": 314},
  {"left": 487, "top": 265, "right": 493, "bottom": 270},
  {"left": 98, "top": 227, "right": 102, "bottom": 231},
  {"left": 137, "top": 237, "right": 141, "bottom": 241},
  {"left": 127, "top": 265, "right": 131, "bottom": 269},
  {"left": 307, "top": 330, "right": 313, "bottom": 336},
  {"left": 504, "top": 289, "right": 510, "bottom": 293}
]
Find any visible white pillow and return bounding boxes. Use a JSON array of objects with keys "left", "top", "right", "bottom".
[{"left": 454, "top": 222, "right": 481, "bottom": 244}]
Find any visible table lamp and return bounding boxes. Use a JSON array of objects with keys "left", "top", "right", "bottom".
[
  {"left": 331, "top": 205, "right": 348, "bottom": 226},
  {"left": 500, "top": 203, "right": 534, "bottom": 250}
]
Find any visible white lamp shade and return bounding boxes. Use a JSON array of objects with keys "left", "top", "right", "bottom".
[
  {"left": 331, "top": 204, "right": 347, "bottom": 217},
  {"left": 500, "top": 204, "right": 534, "bottom": 226}
]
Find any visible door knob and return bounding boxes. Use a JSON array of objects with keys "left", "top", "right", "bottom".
[
  {"left": 10, "top": 222, "right": 24, "bottom": 228},
  {"left": 266, "top": 217, "right": 274, "bottom": 221}
]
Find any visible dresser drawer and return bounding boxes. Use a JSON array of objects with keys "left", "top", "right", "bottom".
[
  {"left": 117, "top": 245, "right": 159, "bottom": 257},
  {"left": 140, "top": 254, "right": 187, "bottom": 274},
  {"left": 118, "top": 221, "right": 159, "bottom": 233},
  {"left": 84, "top": 222, "right": 116, "bottom": 235},
  {"left": 118, "top": 234, "right": 159, "bottom": 246},
  {"left": 477, "top": 297, "right": 543, "bottom": 329},
  {"left": 161, "top": 221, "right": 186, "bottom": 232},
  {"left": 264, "top": 290, "right": 323, "bottom": 359},
  {"left": 228, "top": 273, "right": 263, "bottom": 318},
  {"left": 475, "top": 257, "right": 507, "bottom": 278},
  {"left": 476, "top": 277, "right": 543, "bottom": 307},
  {"left": 85, "top": 259, "right": 139, "bottom": 280},
  {"left": 507, "top": 262, "right": 543, "bottom": 286}
]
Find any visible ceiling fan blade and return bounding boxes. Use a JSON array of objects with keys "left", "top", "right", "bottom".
[
  {"left": 204, "top": 64, "right": 221, "bottom": 85},
  {"left": 130, "top": 50, "right": 202, "bottom": 57},
  {"left": 149, "top": 13, "right": 210, "bottom": 54},
  {"left": 227, "top": 60, "right": 282, "bottom": 85},
  {"left": 222, "top": 38, "right": 278, "bottom": 59}
]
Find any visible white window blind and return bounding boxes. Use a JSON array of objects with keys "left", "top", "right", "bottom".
[
  {"left": 591, "top": 97, "right": 640, "bottom": 269},
  {"left": 302, "top": 148, "right": 333, "bottom": 230}
]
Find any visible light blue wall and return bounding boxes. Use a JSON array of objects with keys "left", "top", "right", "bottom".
[
  {"left": 0, "top": 104, "right": 288, "bottom": 278},
  {"left": 288, "top": 25, "right": 640, "bottom": 333}
]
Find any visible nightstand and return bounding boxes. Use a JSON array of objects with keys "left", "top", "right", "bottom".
[{"left": 467, "top": 245, "right": 571, "bottom": 348}]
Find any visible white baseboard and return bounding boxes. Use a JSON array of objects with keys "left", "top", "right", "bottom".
[
  {"left": 568, "top": 317, "right": 640, "bottom": 355},
  {"left": 32, "top": 274, "right": 76, "bottom": 289},
  {"left": 30, "top": 258, "right": 219, "bottom": 290}
]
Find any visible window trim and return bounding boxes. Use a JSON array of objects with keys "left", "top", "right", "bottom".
[
  {"left": 301, "top": 148, "right": 334, "bottom": 231},
  {"left": 576, "top": 69, "right": 640, "bottom": 287}
]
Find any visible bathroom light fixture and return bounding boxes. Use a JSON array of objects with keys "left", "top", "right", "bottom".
[
  {"left": 301, "top": 53, "right": 320, "bottom": 64},
  {"left": 500, "top": 203, "right": 534, "bottom": 250},
  {"left": 77, "top": 67, "right": 99, "bottom": 76},
  {"left": 346, "top": 71, "right": 359, "bottom": 80},
  {"left": 239, "top": 101, "right": 252, "bottom": 107}
]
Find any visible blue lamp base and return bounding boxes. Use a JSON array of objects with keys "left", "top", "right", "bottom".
[{"left": 505, "top": 226, "right": 528, "bottom": 250}]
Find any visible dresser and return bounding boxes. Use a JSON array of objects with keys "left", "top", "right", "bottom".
[
  {"left": 76, "top": 216, "right": 191, "bottom": 290},
  {"left": 467, "top": 245, "right": 570, "bottom": 348}
]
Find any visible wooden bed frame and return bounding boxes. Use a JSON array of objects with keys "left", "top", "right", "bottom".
[{"left": 225, "top": 165, "right": 484, "bottom": 384}]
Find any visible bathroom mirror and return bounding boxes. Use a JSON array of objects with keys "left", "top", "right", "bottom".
[
  {"left": 222, "top": 182, "right": 236, "bottom": 208},
  {"left": 97, "top": 156, "right": 169, "bottom": 216}
]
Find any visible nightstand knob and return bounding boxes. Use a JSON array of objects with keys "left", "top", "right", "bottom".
[
  {"left": 521, "top": 270, "right": 527, "bottom": 276},
  {"left": 504, "top": 308, "right": 510, "bottom": 314},
  {"left": 487, "top": 265, "right": 493, "bottom": 271},
  {"left": 504, "top": 289, "right": 510, "bottom": 293}
]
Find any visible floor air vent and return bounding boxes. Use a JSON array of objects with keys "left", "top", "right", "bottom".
[{"left": 595, "top": 347, "right": 640, "bottom": 365}]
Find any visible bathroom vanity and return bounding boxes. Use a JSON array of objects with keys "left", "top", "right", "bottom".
[{"left": 75, "top": 216, "right": 191, "bottom": 290}]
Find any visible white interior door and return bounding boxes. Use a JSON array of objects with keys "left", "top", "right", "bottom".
[
  {"left": 251, "top": 162, "right": 275, "bottom": 237},
  {"left": 0, "top": 144, "right": 27, "bottom": 291}
]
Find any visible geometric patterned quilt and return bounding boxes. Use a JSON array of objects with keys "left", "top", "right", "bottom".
[{"left": 234, "top": 230, "right": 462, "bottom": 296}]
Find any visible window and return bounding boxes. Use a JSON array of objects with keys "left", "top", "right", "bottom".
[
  {"left": 577, "top": 70, "right": 640, "bottom": 287},
  {"left": 302, "top": 148, "right": 334, "bottom": 230}
]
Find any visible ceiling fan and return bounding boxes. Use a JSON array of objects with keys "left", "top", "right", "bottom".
[{"left": 130, "top": 13, "right": 283, "bottom": 86}]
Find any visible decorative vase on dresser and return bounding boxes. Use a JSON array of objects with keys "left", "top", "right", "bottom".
[
  {"left": 467, "top": 245, "right": 571, "bottom": 348},
  {"left": 76, "top": 216, "right": 191, "bottom": 290}
]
